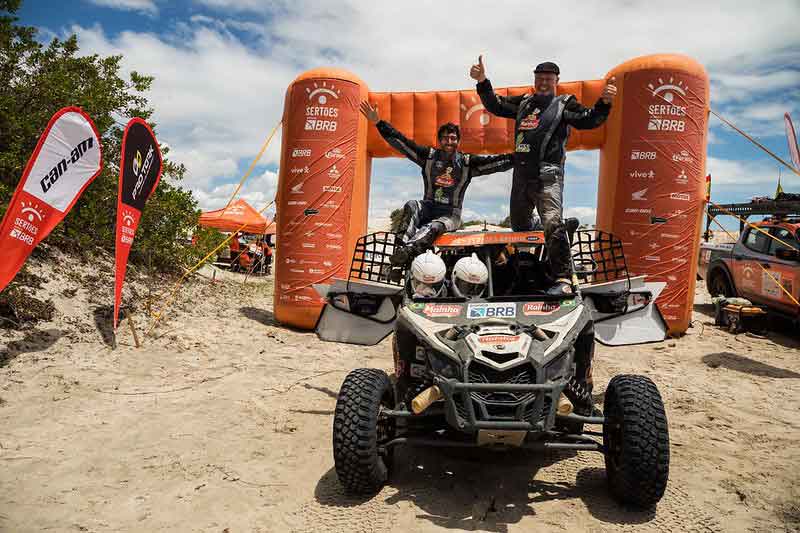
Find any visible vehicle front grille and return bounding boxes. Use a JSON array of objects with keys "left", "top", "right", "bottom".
[
  {"left": 485, "top": 403, "right": 517, "bottom": 419},
  {"left": 468, "top": 361, "right": 536, "bottom": 404},
  {"left": 480, "top": 350, "right": 520, "bottom": 365},
  {"left": 525, "top": 395, "right": 553, "bottom": 426}
]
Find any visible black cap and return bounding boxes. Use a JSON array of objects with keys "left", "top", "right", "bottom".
[{"left": 534, "top": 61, "right": 560, "bottom": 75}]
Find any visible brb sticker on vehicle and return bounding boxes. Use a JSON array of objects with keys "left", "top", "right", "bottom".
[{"left": 467, "top": 303, "right": 516, "bottom": 319}]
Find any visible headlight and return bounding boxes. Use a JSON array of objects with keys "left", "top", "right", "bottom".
[
  {"left": 544, "top": 351, "right": 571, "bottom": 381},
  {"left": 427, "top": 349, "right": 461, "bottom": 379}
]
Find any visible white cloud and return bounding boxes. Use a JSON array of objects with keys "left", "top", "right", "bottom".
[
  {"left": 706, "top": 156, "right": 795, "bottom": 189},
  {"left": 187, "top": 14, "right": 265, "bottom": 37},
  {"left": 88, "top": 0, "right": 159, "bottom": 15},
  {"left": 460, "top": 205, "right": 507, "bottom": 224},
  {"left": 707, "top": 127, "right": 723, "bottom": 145},
  {"left": 712, "top": 99, "right": 800, "bottom": 138},
  {"left": 239, "top": 169, "right": 279, "bottom": 213},
  {"left": 467, "top": 170, "right": 513, "bottom": 203},
  {"left": 565, "top": 151, "right": 599, "bottom": 173},
  {"left": 194, "top": 168, "right": 279, "bottom": 212},
  {"left": 367, "top": 166, "right": 423, "bottom": 222},
  {"left": 71, "top": 22, "right": 292, "bottom": 197},
  {"left": 231, "top": 0, "right": 800, "bottom": 91},
  {"left": 194, "top": 0, "right": 264, "bottom": 10},
  {"left": 62, "top": 0, "right": 800, "bottom": 218},
  {"left": 711, "top": 69, "right": 800, "bottom": 105},
  {"left": 564, "top": 206, "right": 597, "bottom": 226},
  {"left": 564, "top": 150, "right": 601, "bottom": 183},
  {"left": 165, "top": 146, "right": 238, "bottom": 189}
]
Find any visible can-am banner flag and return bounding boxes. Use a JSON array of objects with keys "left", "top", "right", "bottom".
[
  {"left": 113, "top": 118, "right": 163, "bottom": 329},
  {"left": 0, "top": 107, "right": 102, "bottom": 292}
]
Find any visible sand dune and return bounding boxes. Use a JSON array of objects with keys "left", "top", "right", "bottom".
[{"left": 1, "top": 251, "right": 798, "bottom": 532}]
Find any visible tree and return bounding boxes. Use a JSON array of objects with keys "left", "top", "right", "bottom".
[
  {"left": 498, "top": 215, "right": 512, "bottom": 228},
  {"left": 460, "top": 219, "right": 485, "bottom": 229},
  {"left": 0, "top": 0, "right": 210, "bottom": 271},
  {"left": 389, "top": 207, "right": 404, "bottom": 233}
]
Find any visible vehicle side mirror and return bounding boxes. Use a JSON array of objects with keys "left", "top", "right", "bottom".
[{"left": 776, "top": 248, "right": 800, "bottom": 261}]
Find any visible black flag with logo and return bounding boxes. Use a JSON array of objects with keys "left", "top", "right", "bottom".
[{"left": 114, "top": 118, "right": 163, "bottom": 329}]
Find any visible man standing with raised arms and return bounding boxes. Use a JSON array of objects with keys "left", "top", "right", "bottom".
[
  {"left": 470, "top": 56, "right": 617, "bottom": 295},
  {"left": 360, "top": 100, "right": 514, "bottom": 266}
]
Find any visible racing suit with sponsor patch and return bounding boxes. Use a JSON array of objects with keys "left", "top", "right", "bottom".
[
  {"left": 476, "top": 79, "right": 610, "bottom": 279},
  {"left": 477, "top": 80, "right": 609, "bottom": 415},
  {"left": 376, "top": 120, "right": 514, "bottom": 250}
]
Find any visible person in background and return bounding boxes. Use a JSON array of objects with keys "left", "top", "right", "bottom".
[
  {"left": 229, "top": 232, "right": 242, "bottom": 270},
  {"left": 238, "top": 246, "right": 253, "bottom": 272},
  {"left": 230, "top": 232, "right": 241, "bottom": 254},
  {"left": 262, "top": 238, "right": 273, "bottom": 274}
]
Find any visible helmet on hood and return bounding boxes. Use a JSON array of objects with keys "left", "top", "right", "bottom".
[
  {"left": 410, "top": 250, "right": 447, "bottom": 297},
  {"left": 452, "top": 253, "right": 488, "bottom": 298}
]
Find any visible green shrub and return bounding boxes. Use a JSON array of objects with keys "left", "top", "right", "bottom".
[{"left": 0, "top": 0, "right": 207, "bottom": 275}]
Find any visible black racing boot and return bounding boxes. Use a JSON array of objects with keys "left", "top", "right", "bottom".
[
  {"left": 390, "top": 245, "right": 412, "bottom": 267},
  {"left": 389, "top": 242, "right": 424, "bottom": 283},
  {"left": 388, "top": 267, "right": 404, "bottom": 283},
  {"left": 391, "top": 240, "right": 428, "bottom": 267}
]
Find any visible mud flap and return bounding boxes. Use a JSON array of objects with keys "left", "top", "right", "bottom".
[
  {"left": 581, "top": 275, "right": 669, "bottom": 345},
  {"left": 313, "top": 278, "right": 403, "bottom": 345}
]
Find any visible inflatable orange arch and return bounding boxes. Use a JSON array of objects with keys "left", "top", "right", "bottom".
[{"left": 274, "top": 54, "right": 710, "bottom": 335}]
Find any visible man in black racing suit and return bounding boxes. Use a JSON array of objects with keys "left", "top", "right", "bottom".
[
  {"left": 360, "top": 100, "right": 514, "bottom": 265},
  {"left": 470, "top": 56, "right": 617, "bottom": 295}
]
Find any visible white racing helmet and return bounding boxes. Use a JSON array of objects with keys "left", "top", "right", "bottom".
[
  {"left": 410, "top": 250, "right": 447, "bottom": 297},
  {"left": 452, "top": 253, "right": 488, "bottom": 298}
]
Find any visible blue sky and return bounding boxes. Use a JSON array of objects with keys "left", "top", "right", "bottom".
[{"left": 18, "top": 0, "right": 800, "bottom": 229}]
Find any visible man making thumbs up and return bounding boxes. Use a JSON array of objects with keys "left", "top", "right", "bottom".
[{"left": 470, "top": 56, "right": 617, "bottom": 295}]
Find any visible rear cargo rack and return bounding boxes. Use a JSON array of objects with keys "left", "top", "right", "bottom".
[
  {"left": 347, "top": 229, "right": 632, "bottom": 291},
  {"left": 348, "top": 232, "right": 405, "bottom": 288},
  {"left": 571, "top": 230, "right": 631, "bottom": 290},
  {"left": 348, "top": 230, "right": 631, "bottom": 296}
]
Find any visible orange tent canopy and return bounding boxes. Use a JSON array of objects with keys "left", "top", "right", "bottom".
[{"left": 198, "top": 199, "right": 276, "bottom": 234}]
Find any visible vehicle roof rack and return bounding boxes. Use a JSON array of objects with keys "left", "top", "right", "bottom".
[{"left": 704, "top": 199, "right": 800, "bottom": 240}]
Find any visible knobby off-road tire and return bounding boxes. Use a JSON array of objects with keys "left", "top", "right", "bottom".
[
  {"left": 603, "top": 374, "right": 670, "bottom": 508},
  {"left": 707, "top": 268, "right": 734, "bottom": 298},
  {"left": 333, "top": 368, "right": 395, "bottom": 494}
]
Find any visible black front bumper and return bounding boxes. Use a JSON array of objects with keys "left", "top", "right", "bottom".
[
  {"left": 379, "top": 377, "right": 605, "bottom": 452},
  {"left": 435, "top": 376, "right": 563, "bottom": 433}
]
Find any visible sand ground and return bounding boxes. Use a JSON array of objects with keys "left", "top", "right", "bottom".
[{"left": 1, "top": 251, "right": 799, "bottom": 532}]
